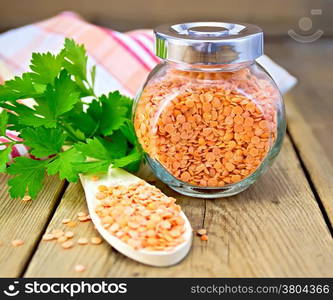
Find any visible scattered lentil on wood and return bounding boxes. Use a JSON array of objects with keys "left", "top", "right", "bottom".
[
  {"left": 77, "top": 238, "right": 88, "bottom": 245},
  {"left": 201, "top": 234, "right": 209, "bottom": 241},
  {"left": 197, "top": 228, "right": 207, "bottom": 236},
  {"left": 61, "top": 241, "right": 74, "bottom": 249},
  {"left": 12, "top": 240, "right": 24, "bottom": 247},
  {"left": 42, "top": 233, "right": 54, "bottom": 241},
  {"left": 91, "top": 237, "right": 103, "bottom": 245},
  {"left": 74, "top": 264, "right": 86, "bottom": 272},
  {"left": 22, "top": 195, "right": 32, "bottom": 202},
  {"left": 65, "top": 231, "right": 74, "bottom": 239}
]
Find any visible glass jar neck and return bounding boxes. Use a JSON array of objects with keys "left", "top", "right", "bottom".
[{"left": 164, "top": 59, "right": 254, "bottom": 72}]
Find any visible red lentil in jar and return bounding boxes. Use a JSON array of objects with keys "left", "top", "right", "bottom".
[{"left": 134, "top": 22, "right": 286, "bottom": 198}]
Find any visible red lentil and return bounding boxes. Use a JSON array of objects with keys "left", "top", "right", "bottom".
[
  {"left": 134, "top": 68, "right": 277, "bottom": 187},
  {"left": 77, "top": 212, "right": 87, "bottom": 217},
  {"left": 78, "top": 216, "right": 90, "bottom": 222},
  {"left": 57, "top": 236, "right": 68, "bottom": 243},
  {"left": 65, "top": 231, "right": 74, "bottom": 239},
  {"left": 74, "top": 264, "right": 86, "bottom": 272},
  {"left": 95, "top": 181, "right": 186, "bottom": 251},
  {"left": 42, "top": 233, "right": 54, "bottom": 241},
  {"left": 12, "top": 239, "right": 24, "bottom": 247},
  {"left": 197, "top": 228, "right": 207, "bottom": 236},
  {"left": 91, "top": 237, "right": 103, "bottom": 245},
  {"left": 77, "top": 238, "right": 88, "bottom": 245},
  {"left": 201, "top": 234, "right": 208, "bottom": 241},
  {"left": 62, "top": 241, "right": 74, "bottom": 249},
  {"left": 66, "top": 221, "right": 77, "bottom": 228},
  {"left": 22, "top": 195, "right": 32, "bottom": 202},
  {"left": 52, "top": 229, "right": 64, "bottom": 238}
]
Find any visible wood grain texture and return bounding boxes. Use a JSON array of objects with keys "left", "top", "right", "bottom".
[
  {"left": 287, "top": 97, "right": 333, "bottom": 226},
  {"left": 0, "top": 0, "right": 332, "bottom": 35},
  {"left": 25, "top": 137, "right": 333, "bottom": 277},
  {"left": 24, "top": 182, "right": 120, "bottom": 278},
  {"left": 266, "top": 40, "right": 333, "bottom": 226},
  {"left": 3, "top": 40, "right": 333, "bottom": 278},
  {"left": 0, "top": 174, "right": 65, "bottom": 277},
  {"left": 24, "top": 180, "right": 206, "bottom": 277}
]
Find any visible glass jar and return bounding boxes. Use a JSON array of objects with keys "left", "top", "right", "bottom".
[{"left": 133, "top": 22, "right": 286, "bottom": 198}]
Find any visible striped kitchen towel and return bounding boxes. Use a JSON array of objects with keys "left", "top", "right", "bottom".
[
  {"left": 0, "top": 11, "right": 159, "bottom": 159},
  {"left": 0, "top": 11, "right": 297, "bottom": 160}
]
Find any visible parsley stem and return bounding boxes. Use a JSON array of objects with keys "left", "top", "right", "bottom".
[
  {"left": 80, "top": 100, "right": 90, "bottom": 105},
  {"left": 6, "top": 136, "right": 19, "bottom": 143},
  {"left": 87, "top": 85, "right": 96, "bottom": 98},
  {"left": 59, "top": 123, "right": 85, "bottom": 142},
  {"left": 0, "top": 141, "right": 18, "bottom": 146}
]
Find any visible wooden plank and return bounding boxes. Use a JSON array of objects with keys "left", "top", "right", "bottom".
[
  {"left": 23, "top": 182, "right": 121, "bottom": 278},
  {"left": 286, "top": 97, "right": 333, "bottom": 225},
  {"left": 24, "top": 179, "right": 206, "bottom": 277},
  {"left": 0, "top": 174, "right": 65, "bottom": 277},
  {"left": 266, "top": 40, "right": 333, "bottom": 226},
  {"left": 106, "top": 137, "right": 333, "bottom": 277},
  {"left": 1, "top": 0, "right": 333, "bottom": 36},
  {"left": 25, "top": 137, "right": 333, "bottom": 277}
]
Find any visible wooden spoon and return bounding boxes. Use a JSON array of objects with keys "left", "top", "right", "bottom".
[{"left": 80, "top": 168, "right": 193, "bottom": 267}]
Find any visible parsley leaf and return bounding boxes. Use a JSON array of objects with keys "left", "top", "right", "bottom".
[
  {"left": 98, "top": 91, "right": 132, "bottom": 135},
  {"left": 100, "top": 131, "right": 128, "bottom": 158},
  {"left": 74, "top": 130, "right": 142, "bottom": 174},
  {"left": 113, "top": 151, "right": 143, "bottom": 169},
  {"left": 74, "top": 137, "right": 113, "bottom": 160},
  {"left": 0, "top": 110, "right": 8, "bottom": 136},
  {"left": 124, "top": 157, "right": 142, "bottom": 173},
  {"left": 0, "top": 73, "right": 41, "bottom": 102},
  {"left": 61, "top": 123, "right": 86, "bottom": 142},
  {"left": 90, "top": 65, "right": 96, "bottom": 89},
  {"left": 86, "top": 99, "right": 102, "bottom": 132},
  {"left": 47, "top": 148, "right": 85, "bottom": 182},
  {"left": 120, "top": 119, "right": 137, "bottom": 145},
  {"left": 62, "top": 39, "right": 87, "bottom": 81},
  {"left": 0, "top": 145, "right": 12, "bottom": 173},
  {"left": 0, "top": 38, "right": 143, "bottom": 200},
  {"left": 65, "top": 110, "right": 98, "bottom": 138},
  {"left": 3, "top": 101, "right": 52, "bottom": 128},
  {"left": 72, "top": 160, "right": 111, "bottom": 174},
  {"left": 20, "top": 127, "right": 65, "bottom": 158},
  {"left": 30, "top": 52, "right": 64, "bottom": 85},
  {"left": 75, "top": 131, "right": 128, "bottom": 161},
  {"left": 7, "top": 157, "right": 49, "bottom": 199},
  {"left": 3, "top": 70, "right": 81, "bottom": 129},
  {"left": 35, "top": 70, "right": 80, "bottom": 127}
]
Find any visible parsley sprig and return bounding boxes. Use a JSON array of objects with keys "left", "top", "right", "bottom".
[{"left": 0, "top": 38, "right": 143, "bottom": 199}]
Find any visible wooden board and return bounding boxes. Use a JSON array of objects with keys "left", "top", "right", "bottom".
[
  {"left": 1, "top": 0, "right": 332, "bottom": 36},
  {"left": 0, "top": 174, "right": 65, "bottom": 277},
  {"left": 1, "top": 40, "right": 333, "bottom": 278},
  {"left": 287, "top": 97, "right": 333, "bottom": 226},
  {"left": 25, "top": 137, "right": 333, "bottom": 277},
  {"left": 24, "top": 179, "right": 206, "bottom": 277},
  {"left": 266, "top": 40, "right": 333, "bottom": 227}
]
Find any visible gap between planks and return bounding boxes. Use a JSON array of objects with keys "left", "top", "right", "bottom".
[
  {"left": 287, "top": 127, "right": 333, "bottom": 237},
  {"left": 286, "top": 95, "right": 333, "bottom": 228},
  {"left": 0, "top": 175, "right": 66, "bottom": 277},
  {"left": 265, "top": 41, "right": 333, "bottom": 228},
  {"left": 18, "top": 181, "right": 69, "bottom": 277}
]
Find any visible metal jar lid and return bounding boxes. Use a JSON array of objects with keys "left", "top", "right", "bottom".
[{"left": 154, "top": 22, "right": 263, "bottom": 65}]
